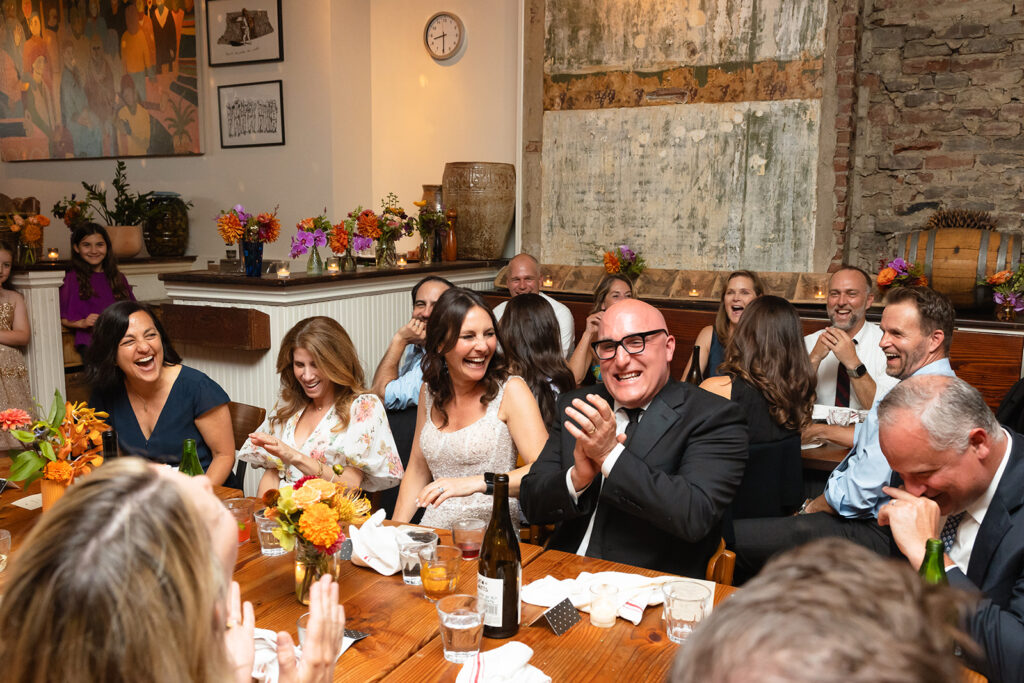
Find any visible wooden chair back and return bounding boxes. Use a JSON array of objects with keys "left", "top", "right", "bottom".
[
  {"left": 228, "top": 401, "right": 266, "bottom": 451},
  {"left": 706, "top": 538, "right": 735, "bottom": 586}
]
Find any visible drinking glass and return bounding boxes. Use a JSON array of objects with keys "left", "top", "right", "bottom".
[
  {"left": 254, "top": 509, "right": 286, "bottom": 557},
  {"left": 662, "top": 580, "right": 710, "bottom": 644},
  {"left": 589, "top": 583, "right": 619, "bottom": 628},
  {"left": 0, "top": 529, "right": 10, "bottom": 573},
  {"left": 451, "top": 518, "right": 486, "bottom": 559},
  {"left": 397, "top": 530, "right": 439, "bottom": 586},
  {"left": 436, "top": 595, "right": 483, "bottom": 663},
  {"left": 296, "top": 612, "right": 344, "bottom": 659},
  {"left": 419, "top": 545, "right": 461, "bottom": 601},
  {"left": 224, "top": 498, "right": 255, "bottom": 544}
]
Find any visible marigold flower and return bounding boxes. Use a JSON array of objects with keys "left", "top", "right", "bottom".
[
  {"left": 988, "top": 270, "right": 1013, "bottom": 285},
  {"left": 22, "top": 223, "right": 42, "bottom": 242},
  {"left": 298, "top": 502, "right": 341, "bottom": 548},
  {"left": 217, "top": 212, "right": 243, "bottom": 244},
  {"left": 329, "top": 224, "right": 350, "bottom": 254},
  {"left": 43, "top": 459, "right": 74, "bottom": 484},
  {"left": 603, "top": 251, "right": 620, "bottom": 274},
  {"left": 877, "top": 267, "right": 897, "bottom": 286},
  {"left": 0, "top": 408, "right": 31, "bottom": 431},
  {"left": 357, "top": 210, "right": 381, "bottom": 240}
]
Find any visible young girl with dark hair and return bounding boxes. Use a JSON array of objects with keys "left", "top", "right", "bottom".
[{"left": 59, "top": 222, "right": 135, "bottom": 352}]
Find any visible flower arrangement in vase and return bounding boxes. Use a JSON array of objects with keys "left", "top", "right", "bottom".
[
  {"left": 413, "top": 202, "right": 448, "bottom": 266},
  {"left": 876, "top": 257, "right": 928, "bottom": 292},
  {"left": 51, "top": 195, "right": 93, "bottom": 230},
  {"left": 262, "top": 477, "right": 372, "bottom": 604},
  {"left": 355, "top": 193, "right": 416, "bottom": 269},
  {"left": 2, "top": 392, "right": 109, "bottom": 510},
  {"left": 216, "top": 205, "right": 281, "bottom": 277},
  {"left": 4, "top": 212, "right": 50, "bottom": 264},
  {"left": 978, "top": 264, "right": 1024, "bottom": 322},
  {"left": 331, "top": 208, "right": 374, "bottom": 272},
  {"left": 603, "top": 244, "right": 646, "bottom": 281},
  {"left": 291, "top": 213, "right": 333, "bottom": 275}
]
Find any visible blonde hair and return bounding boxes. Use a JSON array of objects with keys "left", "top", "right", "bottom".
[
  {"left": 0, "top": 458, "right": 231, "bottom": 683},
  {"left": 271, "top": 316, "right": 369, "bottom": 431}
]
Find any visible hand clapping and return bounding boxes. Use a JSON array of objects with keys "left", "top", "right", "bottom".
[{"left": 564, "top": 394, "right": 624, "bottom": 489}]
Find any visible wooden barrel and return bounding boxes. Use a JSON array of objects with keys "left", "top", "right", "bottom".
[{"left": 894, "top": 229, "right": 1023, "bottom": 308}]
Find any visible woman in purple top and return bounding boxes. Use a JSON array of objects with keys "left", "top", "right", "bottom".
[{"left": 59, "top": 223, "right": 135, "bottom": 352}]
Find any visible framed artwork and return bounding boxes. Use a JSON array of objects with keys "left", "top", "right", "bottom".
[
  {"left": 206, "top": 0, "right": 283, "bottom": 67},
  {"left": 0, "top": 0, "right": 201, "bottom": 161},
  {"left": 217, "top": 79, "right": 284, "bottom": 148}
]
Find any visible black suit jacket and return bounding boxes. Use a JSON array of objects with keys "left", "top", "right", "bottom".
[
  {"left": 948, "top": 428, "right": 1024, "bottom": 683},
  {"left": 519, "top": 379, "right": 748, "bottom": 577}
]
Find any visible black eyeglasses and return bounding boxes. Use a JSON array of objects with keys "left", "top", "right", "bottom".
[{"left": 591, "top": 329, "right": 668, "bottom": 360}]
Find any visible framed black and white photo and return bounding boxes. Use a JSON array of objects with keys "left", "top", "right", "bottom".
[
  {"left": 206, "top": 0, "right": 284, "bottom": 66},
  {"left": 217, "top": 80, "right": 285, "bottom": 148}
]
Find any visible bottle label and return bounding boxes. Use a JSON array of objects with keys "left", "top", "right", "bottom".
[{"left": 478, "top": 574, "right": 504, "bottom": 627}]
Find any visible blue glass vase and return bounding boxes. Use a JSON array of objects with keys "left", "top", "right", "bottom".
[{"left": 241, "top": 240, "right": 264, "bottom": 277}]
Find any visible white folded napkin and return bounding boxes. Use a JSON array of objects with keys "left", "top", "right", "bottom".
[
  {"left": 456, "top": 642, "right": 550, "bottom": 683},
  {"left": 521, "top": 571, "right": 715, "bottom": 626},
  {"left": 348, "top": 509, "right": 420, "bottom": 575},
  {"left": 250, "top": 627, "right": 357, "bottom": 682}
]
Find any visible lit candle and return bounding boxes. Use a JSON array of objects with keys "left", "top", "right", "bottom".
[
  {"left": 688, "top": 288, "right": 700, "bottom": 297},
  {"left": 814, "top": 288, "right": 826, "bottom": 299},
  {"left": 397, "top": 256, "right": 407, "bottom": 267},
  {"left": 326, "top": 257, "right": 340, "bottom": 274},
  {"left": 542, "top": 276, "right": 554, "bottom": 287},
  {"left": 46, "top": 247, "right": 59, "bottom": 260},
  {"left": 276, "top": 264, "right": 291, "bottom": 279}
]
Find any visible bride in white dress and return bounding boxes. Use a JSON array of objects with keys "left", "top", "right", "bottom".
[{"left": 392, "top": 289, "right": 547, "bottom": 528}]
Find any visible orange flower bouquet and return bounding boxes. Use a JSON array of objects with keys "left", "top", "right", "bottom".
[
  {"left": 603, "top": 244, "right": 646, "bottom": 280},
  {"left": 263, "top": 476, "right": 371, "bottom": 603},
  {"left": 7, "top": 392, "right": 108, "bottom": 509},
  {"left": 876, "top": 257, "right": 927, "bottom": 292},
  {"left": 6, "top": 213, "right": 50, "bottom": 264}
]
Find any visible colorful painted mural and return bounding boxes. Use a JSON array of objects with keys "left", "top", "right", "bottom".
[{"left": 0, "top": 0, "right": 199, "bottom": 160}]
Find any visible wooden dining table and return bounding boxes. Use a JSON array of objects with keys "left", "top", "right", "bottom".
[{"left": 0, "top": 477, "right": 986, "bottom": 682}]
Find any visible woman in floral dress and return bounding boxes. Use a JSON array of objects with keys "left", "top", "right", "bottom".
[
  {"left": 238, "top": 316, "right": 403, "bottom": 496},
  {"left": 0, "top": 240, "right": 34, "bottom": 451}
]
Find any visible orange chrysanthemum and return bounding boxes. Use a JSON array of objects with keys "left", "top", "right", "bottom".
[
  {"left": 0, "top": 408, "right": 31, "bottom": 430},
  {"left": 988, "top": 270, "right": 1013, "bottom": 285},
  {"left": 877, "top": 267, "right": 897, "bottom": 286},
  {"left": 914, "top": 276, "right": 929, "bottom": 286},
  {"left": 257, "top": 212, "right": 280, "bottom": 243},
  {"left": 298, "top": 502, "right": 341, "bottom": 548},
  {"left": 357, "top": 209, "right": 381, "bottom": 240},
  {"left": 43, "top": 459, "right": 73, "bottom": 484},
  {"left": 329, "top": 223, "right": 349, "bottom": 254},
  {"left": 217, "top": 212, "right": 243, "bottom": 244},
  {"left": 603, "top": 251, "right": 620, "bottom": 274},
  {"left": 22, "top": 223, "right": 42, "bottom": 242}
]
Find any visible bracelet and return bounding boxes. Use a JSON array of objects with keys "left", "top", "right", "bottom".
[{"left": 797, "top": 498, "right": 812, "bottom": 515}]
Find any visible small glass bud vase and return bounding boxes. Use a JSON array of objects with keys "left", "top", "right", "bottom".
[{"left": 294, "top": 538, "right": 342, "bottom": 605}]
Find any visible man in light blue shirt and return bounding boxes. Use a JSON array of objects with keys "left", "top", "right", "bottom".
[
  {"left": 371, "top": 276, "right": 452, "bottom": 410},
  {"left": 733, "top": 286, "right": 956, "bottom": 578}
]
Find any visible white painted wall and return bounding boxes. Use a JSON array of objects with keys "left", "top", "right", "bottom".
[{"left": 0, "top": 1, "right": 518, "bottom": 265}]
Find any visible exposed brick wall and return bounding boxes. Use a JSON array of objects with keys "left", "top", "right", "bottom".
[
  {"left": 832, "top": 0, "right": 863, "bottom": 271},
  {"left": 848, "top": 1, "right": 1024, "bottom": 272}
]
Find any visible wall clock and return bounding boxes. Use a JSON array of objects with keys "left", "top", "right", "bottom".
[{"left": 424, "top": 11, "right": 464, "bottom": 61}]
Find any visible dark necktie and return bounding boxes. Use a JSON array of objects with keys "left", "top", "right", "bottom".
[
  {"left": 835, "top": 364, "right": 850, "bottom": 407},
  {"left": 623, "top": 407, "right": 643, "bottom": 440},
  {"left": 941, "top": 512, "right": 965, "bottom": 554}
]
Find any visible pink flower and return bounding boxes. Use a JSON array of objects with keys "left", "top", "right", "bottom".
[{"left": 0, "top": 408, "right": 31, "bottom": 431}]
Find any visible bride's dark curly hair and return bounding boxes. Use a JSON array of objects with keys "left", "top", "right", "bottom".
[
  {"left": 717, "top": 295, "right": 816, "bottom": 430},
  {"left": 421, "top": 288, "right": 507, "bottom": 429}
]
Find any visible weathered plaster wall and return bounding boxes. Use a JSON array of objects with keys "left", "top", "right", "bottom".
[{"left": 537, "top": 0, "right": 832, "bottom": 271}]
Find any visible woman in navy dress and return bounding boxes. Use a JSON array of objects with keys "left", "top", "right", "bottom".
[{"left": 85, "top": 301, "right": 236, "bottom": 485}]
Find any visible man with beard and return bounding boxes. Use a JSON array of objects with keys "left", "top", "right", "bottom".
[
  {"left": 733, "top": 287, "right": 956, "bottom": 579},
  {"left": 804, "top": 265, "right": 896, "bottom": 412}
]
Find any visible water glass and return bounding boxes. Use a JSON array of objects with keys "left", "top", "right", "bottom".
[
  {"left": 662, "top": 580, "right": 710, "bottom": 644},
  {"left": 224, "top": 498, "right": 255, "bottom": 544},
  {"left": 254, "top": 509, "right": 286, "bottom": 557},
  {"left": 419, "top": 544, "right": 461, "bottom": 602},
  {"left": 398, "top": 530, "right": 439, "bottom": 586},
  {"left": 0, "top": 529, "right": 10, "bottom": 573},
  {"left": 589, "top": 583, "right": 619, "bottom": 628},
  {"left": 451, "top": 518, "right": 486, "bottom": 559},
  {"left": 436, "top": 594, "right": 483, "bottom": 663}
]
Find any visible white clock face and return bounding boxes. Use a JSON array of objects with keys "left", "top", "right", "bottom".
[{"left": 425, "top": 13, "right": 462, "bottom": 60}]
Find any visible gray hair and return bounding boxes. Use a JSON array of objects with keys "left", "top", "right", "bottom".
[
  {"left": 670, "top": 538, "right": 971, "bottom": 683},
  {"left": 877, "top": 375, "right": 1002, "bottom": 453}
]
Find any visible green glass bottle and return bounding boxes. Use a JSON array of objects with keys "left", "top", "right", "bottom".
[
  {"left": 919, "top": 538, "right": 948, "bottom": 585},
  {"left": 179, "top": 438, "right": 205, "bottom": 476}
]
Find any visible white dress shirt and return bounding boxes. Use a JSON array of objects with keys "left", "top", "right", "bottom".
[
  {"left": 494, "top": 292, "right": 575, "bottom": 357},
  {"left": 805, "top": 320, "right": 898, "bottom": 411},
  {"left": 947, "top": 429, "right": 1013, "bottom": 573},
  {"left": 562, "top": 401, "right": 649, "bottom": 556}
]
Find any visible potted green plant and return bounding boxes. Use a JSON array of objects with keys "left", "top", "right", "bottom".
[{"left": 80, "top": 160, "right": 156, "bottom": 258}]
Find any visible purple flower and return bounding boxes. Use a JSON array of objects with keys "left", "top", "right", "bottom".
[
  {"left": 888, "top": 257, "right": 909, "bottom": 274},
  {"left": 619, "top": 245, "right": 636, "bottom": 261},
  {"left": 233, "top": 204, "right": 252, "bottom": 224},
  {"left": 290, "top": 234, "right": 309, "bottom": 258},
  {"left": 353, "top": 235, "right": 373, "bottom": 252},
  {"left": 312, "top": 229, "right": 327, "bottom": 247}
]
